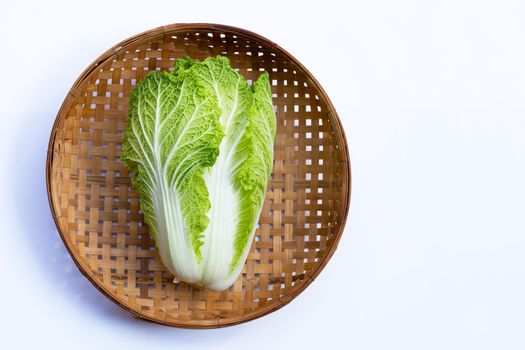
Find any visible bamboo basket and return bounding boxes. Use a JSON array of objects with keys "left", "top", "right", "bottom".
[{"left": 46, "top": 23, "right": 351, "bottom": 328}]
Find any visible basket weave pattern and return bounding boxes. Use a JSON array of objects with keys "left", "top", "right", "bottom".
[{"left": 47, "top": 24, "right": 350, "bottom": 328}]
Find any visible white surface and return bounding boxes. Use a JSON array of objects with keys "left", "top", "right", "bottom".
[{"left": 1, "top": 0, "right": 525, "bottom": 349}]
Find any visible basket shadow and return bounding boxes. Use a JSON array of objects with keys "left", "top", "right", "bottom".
[{"left": 9, "top": 112, "right": 139, "bottom": 327}]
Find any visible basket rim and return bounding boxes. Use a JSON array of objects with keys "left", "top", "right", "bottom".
[{"left": 45, "top": 22, "right": 352, "bottom": 329}]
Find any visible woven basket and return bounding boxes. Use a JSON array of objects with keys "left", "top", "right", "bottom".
[{"left": 46, "top": 23, "right": 351, "bottom": 328}]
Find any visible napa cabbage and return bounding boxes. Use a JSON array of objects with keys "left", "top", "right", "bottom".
[{"left": 122, "top": 56, "right": 276, "bottom": 291}]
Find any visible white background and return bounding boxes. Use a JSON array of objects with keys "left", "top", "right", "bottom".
[{"left": 1, "top": 0, "right": 524, "bottom": 349}]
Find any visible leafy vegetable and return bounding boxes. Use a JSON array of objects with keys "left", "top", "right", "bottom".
[{"left": 122, "top": 56, "right": 276, "bottom": 291}]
